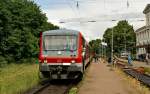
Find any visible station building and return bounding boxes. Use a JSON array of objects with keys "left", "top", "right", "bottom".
[{"left": 135, "top": 4, "right": 150, "bottom": 60}]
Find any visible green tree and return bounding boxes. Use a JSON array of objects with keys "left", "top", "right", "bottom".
[
  {"left": 103, "top": 20, "right": 136, "bottom": 56},
  {"left": 0, "top": 0, "right": 59, "bottom": 64},
  {"left": 89, "top": 39, "right": 101, "bottom": 54}
]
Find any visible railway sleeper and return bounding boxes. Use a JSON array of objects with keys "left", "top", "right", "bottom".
[{"left": 123, "top": 69, "right": 150, "bottom": 87}]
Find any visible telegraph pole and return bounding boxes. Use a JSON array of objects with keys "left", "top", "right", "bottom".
[
  {"left": 111, "top": 27, "right": 113, "bottom": 64},
  {"left": 111, "top": 20, "right": 116, "bottom": 64}
]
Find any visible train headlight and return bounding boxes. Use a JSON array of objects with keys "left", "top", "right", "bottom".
[
  {"left": 44, "top": 56, "right": 47, "bottom": 64},
  {"left": 38, "top": 60, "right": 41, "bottom": 63},
  {"left": 71, "top": 60, "right": 75, "bottom": 64},
  {"left": 44, "top": 59, "right": 47, "bottom": 64}
]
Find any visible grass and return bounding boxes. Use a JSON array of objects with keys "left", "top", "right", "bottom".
[
  {"left": 0, "top": 63, "right": 39, "bottom": 94},
  {"left": 144, "top": 67, "right": 150, "bottom": 74},
  {"left": 68, "top": 87, "right": 78, "bottom": 94}
]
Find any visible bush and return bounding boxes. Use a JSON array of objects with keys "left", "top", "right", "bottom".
[
  {"left": 0, "top": 0, "right": 59, "bottom": 64},
  {"left": 0, "top": 56, "right": 8, "bottom": 67}
]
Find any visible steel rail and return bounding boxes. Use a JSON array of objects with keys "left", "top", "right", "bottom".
[
  {"left": 24, "top": 79, "right": 78, "bottom": 94},
  {"left": 123, "top": 69, "right": 150, "bottom": 87}
]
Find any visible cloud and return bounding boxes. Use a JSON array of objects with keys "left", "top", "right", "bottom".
[{"left": 34, "top": 0, "right": 149, "bottom": 40}]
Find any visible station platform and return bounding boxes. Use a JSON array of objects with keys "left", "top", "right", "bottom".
[{"left": 78, "top": 60, "right": 140, "bottom": 94}]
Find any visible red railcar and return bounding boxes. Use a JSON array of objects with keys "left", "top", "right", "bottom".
[{"left": 39, "top": 29, "right": 92, "bottom": 79}]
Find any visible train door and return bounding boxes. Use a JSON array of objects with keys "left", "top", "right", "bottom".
[{"left": 82, "top": 37, "right": 86, "bottom": 72}]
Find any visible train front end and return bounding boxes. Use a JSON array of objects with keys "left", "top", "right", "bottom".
[{"left": 39, "top": 29, "right": 83, "bottom": 79}]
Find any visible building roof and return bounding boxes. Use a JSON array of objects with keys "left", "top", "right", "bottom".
[
  {"left": 135, "top": 26, "right": 146, "bottom": 33},
  {"left": 135, "top": 25, "right": 150, "bottom": 33},
  {"left": 143, "top": 4, "right": 150, "bottom": 14}
]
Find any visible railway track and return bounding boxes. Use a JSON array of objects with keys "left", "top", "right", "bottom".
[
  {"left": 25, "top": 59, "right": 91, "bottom": 94},
  {"left": 35, "top": 84, "right": 72, "bottom": 94},
  {"left": 123, "top": 68, "right": 150, "bottom": 87},
  {"left": 24, "top": 79, "right": 79, "bottom": 94},
  {"left": 115, "top": 60, "right": 150, "bottom": 88}
]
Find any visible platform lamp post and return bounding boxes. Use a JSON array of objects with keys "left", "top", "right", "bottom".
[
  {"left": 111, "top": 27, "right": 114, "bottom": 64},
  {"left": 111, "top": 20, "right": 117, "bottom": 64}
]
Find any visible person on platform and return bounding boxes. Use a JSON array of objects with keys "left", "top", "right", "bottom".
[
  {"left": 146, "top": 53, "right": 150, "bottom": 65},
  {"left": 128, "top": 53, "right": 132, "bottom": 66},
  {"left": 108, "top": 57, "right": 111, "bottom": 64}
]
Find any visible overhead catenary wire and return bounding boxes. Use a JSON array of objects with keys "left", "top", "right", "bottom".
[
  {"left": 64, "top": 0, "right": 84, "bottom": 27},
  {"left": 65, "top": 0, "right": 77, "bottom": 16},
  {"left": 62, "top": 0, "right": 121, "bottom": 22},
  {"left": 59, "top": 0, "right": 145, "bottom": 26},
  {"left": 63, "top": 0, "right": 82, "bottom": 22}
]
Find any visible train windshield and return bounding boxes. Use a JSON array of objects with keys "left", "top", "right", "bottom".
[{"left": 44, "top": 35, "right": 77, "bottom": 51}]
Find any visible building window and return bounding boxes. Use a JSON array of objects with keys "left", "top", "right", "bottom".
[{"left": 147, "top": 13, "right": 150, "bottom": 25}]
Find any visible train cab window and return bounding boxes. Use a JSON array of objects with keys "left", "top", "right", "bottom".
[{"left": 43, "top": 35, "right": 77, "bottom": 51}]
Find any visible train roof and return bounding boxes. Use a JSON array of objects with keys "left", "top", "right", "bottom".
[{"left": 43, "top": 29, "right": 79, "bottom": 35}]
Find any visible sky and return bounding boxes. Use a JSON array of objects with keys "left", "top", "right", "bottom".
[{"left": 34, "top": 0, "right": 150, "bottom": 41}]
